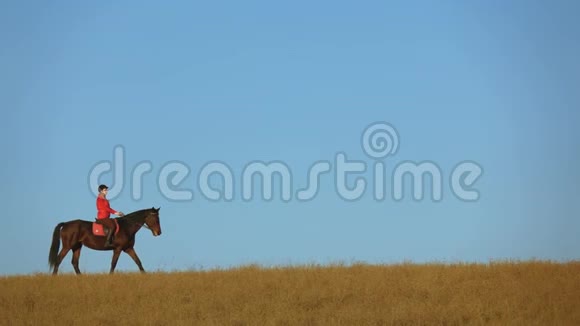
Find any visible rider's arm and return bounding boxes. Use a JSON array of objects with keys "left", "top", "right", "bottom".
[{"left": 97, "top": 197, "right": 118, "bottom": 215}]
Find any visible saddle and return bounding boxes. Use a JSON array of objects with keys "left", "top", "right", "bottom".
[{"left": 92, "top": 219, "right": 120, "bottom": 237}]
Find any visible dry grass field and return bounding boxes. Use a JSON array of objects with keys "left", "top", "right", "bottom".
[{"left": 1, "top": 261, "right": 579, "bottom": 325}]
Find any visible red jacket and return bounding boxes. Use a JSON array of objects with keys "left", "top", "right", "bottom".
[{"left": 96, "top": 196, "right": 118, "bottom": 219}]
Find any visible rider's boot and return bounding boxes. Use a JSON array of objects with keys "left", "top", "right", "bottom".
[{"left": 104, "top": 228, "right": 114, "bottom": 247}]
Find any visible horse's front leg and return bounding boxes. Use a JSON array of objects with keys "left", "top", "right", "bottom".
[
  {"left": 109, "top": 249, "right": 122, "bottom": 274},
  {"left": 124, "top": 247, "right": 146, "bottom": 273}
]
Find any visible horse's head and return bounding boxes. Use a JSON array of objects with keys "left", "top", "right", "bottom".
[{"left": 145, "top": 207, "right": 162, "bottom": 236}]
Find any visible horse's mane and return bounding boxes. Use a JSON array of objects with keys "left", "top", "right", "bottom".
[{"left": 116, "top": 208, "right": 155, "bottom": 226}]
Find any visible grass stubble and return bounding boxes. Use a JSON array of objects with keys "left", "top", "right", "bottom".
[{"left": 1, "top": 261, "right": 579, "bottom": 325}]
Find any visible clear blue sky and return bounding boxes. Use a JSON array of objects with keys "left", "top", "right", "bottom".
[{"left": 1, "top": 1, "right": 579, "bottom": 275}]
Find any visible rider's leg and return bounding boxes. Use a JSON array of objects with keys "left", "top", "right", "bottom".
[
  {"left": 104, "top": 227, "right": 113, "bottom": 247},
  {"left": 99, "top": 218, "right": 115, "bottom": 247}
]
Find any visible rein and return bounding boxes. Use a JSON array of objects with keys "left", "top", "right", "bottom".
[{"left": 118, "top": 213, "right": 153, "bottom": 232}]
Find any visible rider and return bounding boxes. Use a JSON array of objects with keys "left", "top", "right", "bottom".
[{"left": 96, "top": 184, "right": 124, "bottom": 247}]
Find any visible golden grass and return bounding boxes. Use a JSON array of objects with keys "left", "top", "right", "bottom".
[{"left": 1, "top": 261, "right": 579, "bottom": 325}]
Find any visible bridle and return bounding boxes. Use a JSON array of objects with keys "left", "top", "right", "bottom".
[
  {"left": 138, "top": 213, "right": 159, "bottom": 232},
  {"left": 120, "top": 211, "right": 158, "bottom": 233}
]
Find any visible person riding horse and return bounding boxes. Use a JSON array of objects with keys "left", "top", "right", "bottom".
[{"left": 96, "top": 184, "right": 124, "bottom": 247}]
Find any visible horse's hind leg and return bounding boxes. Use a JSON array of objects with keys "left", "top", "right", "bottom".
[
  {"left": 52, "top": 247, "right": 71, "bottom": 275},
  {"left": 71, "top": 245, "right": 82, "bottom": 275}
]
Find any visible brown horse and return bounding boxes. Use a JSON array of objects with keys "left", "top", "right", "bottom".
[{"left": 48, "top": 207, "right": 162, "bottom": 275}]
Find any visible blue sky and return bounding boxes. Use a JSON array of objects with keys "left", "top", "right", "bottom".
[{"left": 1, "top": 1, "right": 579, "bottom": 275}]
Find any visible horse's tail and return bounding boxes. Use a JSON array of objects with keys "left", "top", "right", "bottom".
[{"left": 48, "top": 222, "right": 65, "bottom": 268}]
